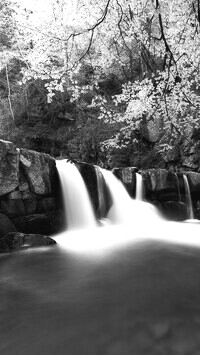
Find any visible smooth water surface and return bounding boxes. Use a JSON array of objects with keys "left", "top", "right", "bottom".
[{"left": 2, "top": 222, "right": 200, "bottom": 354}]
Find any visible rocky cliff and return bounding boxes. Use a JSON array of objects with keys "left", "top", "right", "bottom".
[{"left": 0, "top": 139, "right": 63, "bottom": 252}]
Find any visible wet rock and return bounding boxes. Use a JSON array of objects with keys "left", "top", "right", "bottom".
[
  {"left": 0, "top": 199, "right": 25, "bottom": 218},
  {"left": 160, "top": 201, "right": 187, "bottom": 221},
  {"left": 23, "top": 194, "right": 37, "bottom": 215},
  {"left": 37, "top": 197, "right": 56, "bottom": 213},
  {"left": 20, "top": 148, "right": 56, "bottom": 195},
  {"left": 112, "top": 167, "right": 138, "bottom": 197},
  {"left": 0, "top": 232, "right": 56, "bottom": 252},
  {"left": 142, "top": 169, "right": 178, "bottom": 201},
  {"left": 144, "top": 169, "right": 177, "bottom": 192},
  {"left": 76, "top": 161, "right": 99, "bottom": 214},
  {"left": 12, "top": 214, "right": 54, "bottom": 235},
  {"left": 0, "top": 140, "right": 19, "bottom": 196},
  {"left": 95, "top": 167, "right": 112, "bottom": 219},
  {"left": 185, "top": 172, "right": 200, "bottom": 192},
  {"left": 46, "top": 210, "right": 66, "bottom": 234},
  {"left": 0, "top": 213, "right": 16, "bottom": 237}
]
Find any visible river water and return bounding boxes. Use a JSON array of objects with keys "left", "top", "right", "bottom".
[{"left": 1, "top": 223, "right": 200, "bottom": 354}]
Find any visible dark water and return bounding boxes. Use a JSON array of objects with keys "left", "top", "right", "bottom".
[{"left": 1, "top": 234, "right": 200, "bottom": 354}]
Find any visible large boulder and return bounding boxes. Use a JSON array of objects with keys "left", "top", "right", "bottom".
[
  {"left": 0, "top": 140, "right": 19, "bottom": 196},
  {"left": 20, "top": 148, "right": 56, "bottom": 195},
  {"left": 0, "top": 232, "right": 56, "bottom": 252}
]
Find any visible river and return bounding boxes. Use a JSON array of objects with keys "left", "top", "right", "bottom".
[{"left": 1, "top": 225, "right": 200, "bottom": 354}]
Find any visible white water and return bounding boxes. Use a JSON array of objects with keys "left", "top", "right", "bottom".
[
  {"left": 56, "top": 160, "right": 96, "bottom": 229},
  {"left": 135, "top": 173, "right": 143, "bottom": 200},
  {"left": 183, "top": 174, "right": 194, "bottom": 219},
  {"left": 55, "top": 161, "right": 200, "bottom": 256}
]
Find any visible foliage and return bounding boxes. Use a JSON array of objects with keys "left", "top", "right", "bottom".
[{"left": 1, "top": 0, "right": 200, "bottom": 164}]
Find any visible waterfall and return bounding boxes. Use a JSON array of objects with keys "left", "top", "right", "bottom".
[
  {"left": 135, "top": 173, "right": 143, "bottom": 200},
  {"left": 99, "top": 168, "right": 133, "bottom": 224},
  {"left": 183, "top": 174, "right": 194, "bottom": 219},
  {"left": 56, "top": 160, "right": 96, "bottom": 229},
  {"left": 100, "top": 168, "right": 160, "bottom": 225},
  {"left": 56, "top": 160, "right": 160, "bottom": 233}
]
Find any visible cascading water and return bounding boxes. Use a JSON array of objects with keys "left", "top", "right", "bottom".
[
  {"left": 183, "top": 174, "right": 194, "bottom": 219},
  {"left": 55, "top": 161, "right": 200, "bottom": 255},
  {"left": 100, "top": 168, "right": 160, "bottom": 225},
  {"left": 135, "top": 173, "right": 143, "bottom": 200},
  {"left": 99, "top": 167, "right": 134, "bottom": 224},
  {"left": 56, "top": 160, "right": 96, "bottom": 229}
]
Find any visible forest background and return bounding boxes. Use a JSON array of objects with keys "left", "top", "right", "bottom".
[{"left": 1, "top": 0, "right": 200, "bottom": 170}]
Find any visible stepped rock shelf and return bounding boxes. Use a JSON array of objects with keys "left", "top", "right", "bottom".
[{"left": 0, "top": 139, "right": 200, "bottom": 252}]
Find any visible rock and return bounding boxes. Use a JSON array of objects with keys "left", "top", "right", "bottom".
[
  {"left": 20, "top": 148, "right": 56, "bottom": 195},
  {"left": 76, "top": 161, "right": 99, "bottom": 214},
  {"left": 45, "top": 210, "right": 66, "bottom": 234},
  {"left": 160, "top": 201, "right": 187, "bottom": 221},
  {"left": 12, "top": 214, "right": 55, "bottom": 235},
  {"left": 165, "top": 146, "right": 180, "bottom": 162},
  {"left": 95, "top": 167, "right": 112, "bottom": 218},
  {"left": 23, "top": 233, "right": 56, "bottom": 247},
  {"left": 6, "top": 190, "right": 21, "bottom": 199},
  {"left": 185, "top": 172, "right": 200, "bottom": 192},
  {"left": 0, "top": 213, "right": 16, "bottom": 237},
  {"left": 0, "top": 199, "right": 25, "bottom": 218},
  {"left": 112, "top": 167, "right": 138, "bottom": 197},
  {"left": 0, "top": 140, "right": 19, "bottom": 196},
  {"left": 0, "top": 232, "right": 56, "bottom": 252},
  {"left": 182, "top": 155, "right": 199, "bottom": 169},
  {"left": 142, "top": 169, "right": 178, "bottom": 193},
  {"left": 23, "top": 195, "right": 37, "bottom": 215},
  {"left": 19, "top": 170, "right": 30, "bottom": 192},
  {"left": 37, "top": 197, "right": 56, "bottom": 213}
]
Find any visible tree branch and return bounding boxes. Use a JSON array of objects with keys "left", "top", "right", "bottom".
[{"left": 5, "top": 64, "right": 15, "bottom": 121}]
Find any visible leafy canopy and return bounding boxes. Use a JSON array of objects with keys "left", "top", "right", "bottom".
[{"left": 2, "top": 0, "right": 200, "bottom": 154}]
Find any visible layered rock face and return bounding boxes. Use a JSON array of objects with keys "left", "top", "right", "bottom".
[
  {"left": 0, "top": 140, "right": 63, "bottom": 251},
  {"left": 114, "top": 167, "right": 200, "bottom": 221}
]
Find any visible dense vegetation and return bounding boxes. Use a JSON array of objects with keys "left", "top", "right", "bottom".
[{"left": 1, "top": 0, "right": 200, "bottom": 169}]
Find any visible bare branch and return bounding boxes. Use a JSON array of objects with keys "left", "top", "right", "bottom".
[{"left": 5, "top": 64, "right": 15, "bottom": 121}]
